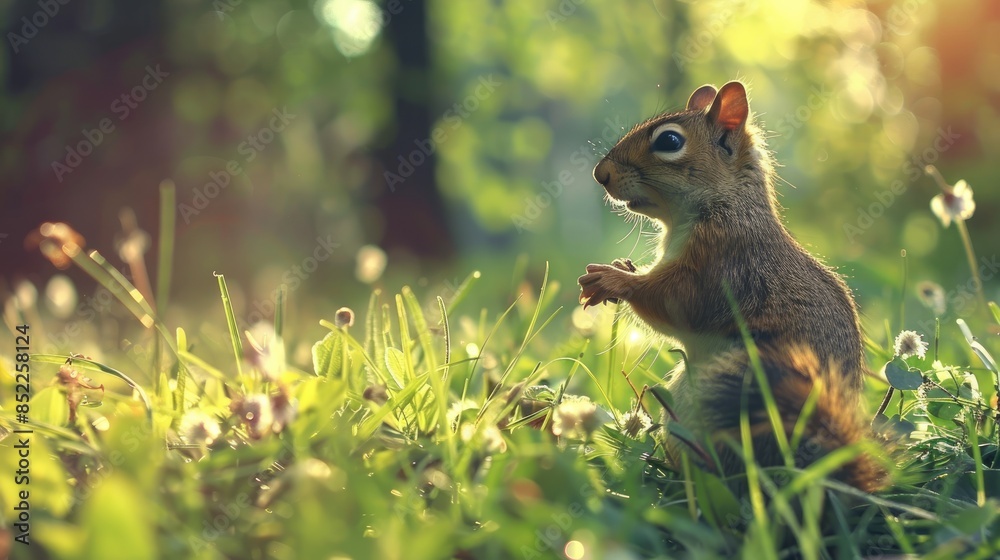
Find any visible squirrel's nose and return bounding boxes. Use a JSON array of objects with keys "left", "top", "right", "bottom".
[{"left": 593, "top": 159, "right": 612, "bottom": 186}]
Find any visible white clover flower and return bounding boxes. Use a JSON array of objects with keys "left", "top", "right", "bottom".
[
  {"left": 619, "top": 410, "right": 653, "bottom": 440},
  {"left": 551, "top": 396, "right": 613, "bottom": 440},
  {"left": 894, "top": 330, "right": 929, "bottom": 360},
  {"left": 231, "top": 394, "right": 274, "bottom": 439},
  {"left": 178, "top": 411, "right": 221, "bottom": 448}
]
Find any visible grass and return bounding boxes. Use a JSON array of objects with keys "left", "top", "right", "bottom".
[{"left": 2, "top": 195, "right": 1000, "bottom": 559}]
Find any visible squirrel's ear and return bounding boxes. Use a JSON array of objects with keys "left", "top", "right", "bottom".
[
  {"left": 686, "top": 85, "right": 717, "bottom": 112},
  {"left": 706, "top": 81, "right": 749, "bottom": 131}
]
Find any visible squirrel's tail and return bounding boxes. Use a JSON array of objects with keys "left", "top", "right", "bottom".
[{"left": 702, "top": 345, "right": 888, "bottom": 492}]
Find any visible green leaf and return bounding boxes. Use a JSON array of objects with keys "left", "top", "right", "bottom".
[
  {"left": 989, "top": 301, "right": 1000, "bottom": 326},
  {"left": 80, "top": 476, "right": 156, "bottom": 560},
  {"left": 666, "top": 419, "right": 698, "bottom": 446},
  {"left": 935, "top": 499, "right": 998, "bottom": 540},
  {"left": 357, "top": 371, "right": 431, "bottom": 440},
  {"left": 31, "top": 386, "right": 69, "bottom": 427},
  {"left": 923, "top": 385, "right": 962, "bottom": 424},
  {"left": 385, "top": 347, "right": 407, "bottom": 388},
  {"left": 957, "top": 319, "right": 999, "bottom": 374},
  {"left": 885, "top": 358, "right": 923, "bottom": 390},
  {"left": 692, "top": 469, "right": 741, "bottom": 531},
  {"left": 311, "top": 331, "right": 342, "bottom": 378},
  {"left": 648, "top": 385, "right": 674, "bottom": 410},
  {"left": 872, "top": 413, "right": 916, "bottom": 439}
]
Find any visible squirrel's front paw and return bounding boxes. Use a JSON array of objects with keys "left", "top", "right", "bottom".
[
  {"left": 610, "top": 258, "right": 637, "bottom": 273},
  {"left": 578, "top": 264, "right": 633, "bottom": 308}
]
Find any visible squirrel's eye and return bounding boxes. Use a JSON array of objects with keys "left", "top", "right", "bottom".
[
  {"left": 652, "top": 130, "right": 685, "bottom": 153},
  {"left": 649, "top": 124, "right": 687, "bottom": 161}
]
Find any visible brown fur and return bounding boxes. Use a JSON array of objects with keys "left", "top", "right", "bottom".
[{"left": 578, "top": 81, "right": 885, "bottom": 491}]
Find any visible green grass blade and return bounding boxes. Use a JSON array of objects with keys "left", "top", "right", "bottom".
[
  {"left": 790, "top": 380, "right": 823, "bottom": 451},
  {"left": 70, "top": 249, "right": 155, "bottom": 329},
  {"left": 394, "top": 294, "right": 415, "bottom": 381},
  {"left": 215, "top": 273, "right": 244, "bottom": 378},
  {"left": 177, "top": 350, "right": 230, "bottom": 382},
  {"left": 174, "top": 327, "right": 188, "bottom": 416},
  {"left": 723, "top": 283, "right": 793, "bottom": 465},
  {"left": 444, "top": 270, "right": 481, "bottom": 315},
  {"left": 274, "top": 284, "right": 285, "bottom": 339},
  {"left": 989, "top": 301, "right": 1000, "bottom": 326},
  {"left": 403, "top": 287, "right": 451, "bottom": 445},
  {"left": 437, "top": 296, "right": 451, "bottom": 372},
  {"left": 32, "top": 354, "right": 152, "bottom": 422},
  {"left": 156, "top": 180, "right": 176, "bottom": 313},
  {"left": 357, "top": 372, "right": 431, "bottom": 440},
  {"left": 967, "top": 419, "right": 986, "bottom": 506},
  {"left": 365, "top": 290, "right": 382, "bottom": 385},
  {"left": 402, "top": 287, "right": 438, "bottom": 373},
  {"left": 779, "top": 443, "right": 868, "bottom": 498}
]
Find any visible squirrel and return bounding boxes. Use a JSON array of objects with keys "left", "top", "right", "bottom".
[{"left": 578, "top": 81, "right": 885, "bottom": 491}]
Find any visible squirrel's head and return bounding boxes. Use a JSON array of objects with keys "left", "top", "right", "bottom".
[{"left": 594, "top": 81, "right": 774, "bottom": 226}]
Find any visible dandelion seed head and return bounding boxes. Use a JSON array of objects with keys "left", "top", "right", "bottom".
[
  {"left": 930, "top": 179, "right": 975, "bottom": 227},
  {"left": 552, "top": 396, "right": 613, "bottom": 440},
  {"left": 915, "top": 281, "right": 946, "bottom": 316},
  {"left": 619, "top": 410, "right": 653, "bottom": 440},
  {"left": 894, "top": 330, "right": 928, "bottom": 360}
]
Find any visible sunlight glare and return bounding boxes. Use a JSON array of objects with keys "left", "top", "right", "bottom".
[
  {"left": 564, "top": 540, "right": 585, "bottom": 559},
  {"left": 627, "top": 328, "right": 645, "bottom": 346},
  {"left": 319, "top": 0, "right": 383, "bottom": 58}
]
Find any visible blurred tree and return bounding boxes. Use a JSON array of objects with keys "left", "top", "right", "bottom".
[{"left": 374, "top": 0, "right": 454, "bottom": 260}]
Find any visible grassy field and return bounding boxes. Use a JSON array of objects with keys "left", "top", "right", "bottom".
[{"left": 1, "top": 184, "right": 999, "bottom": 559}]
